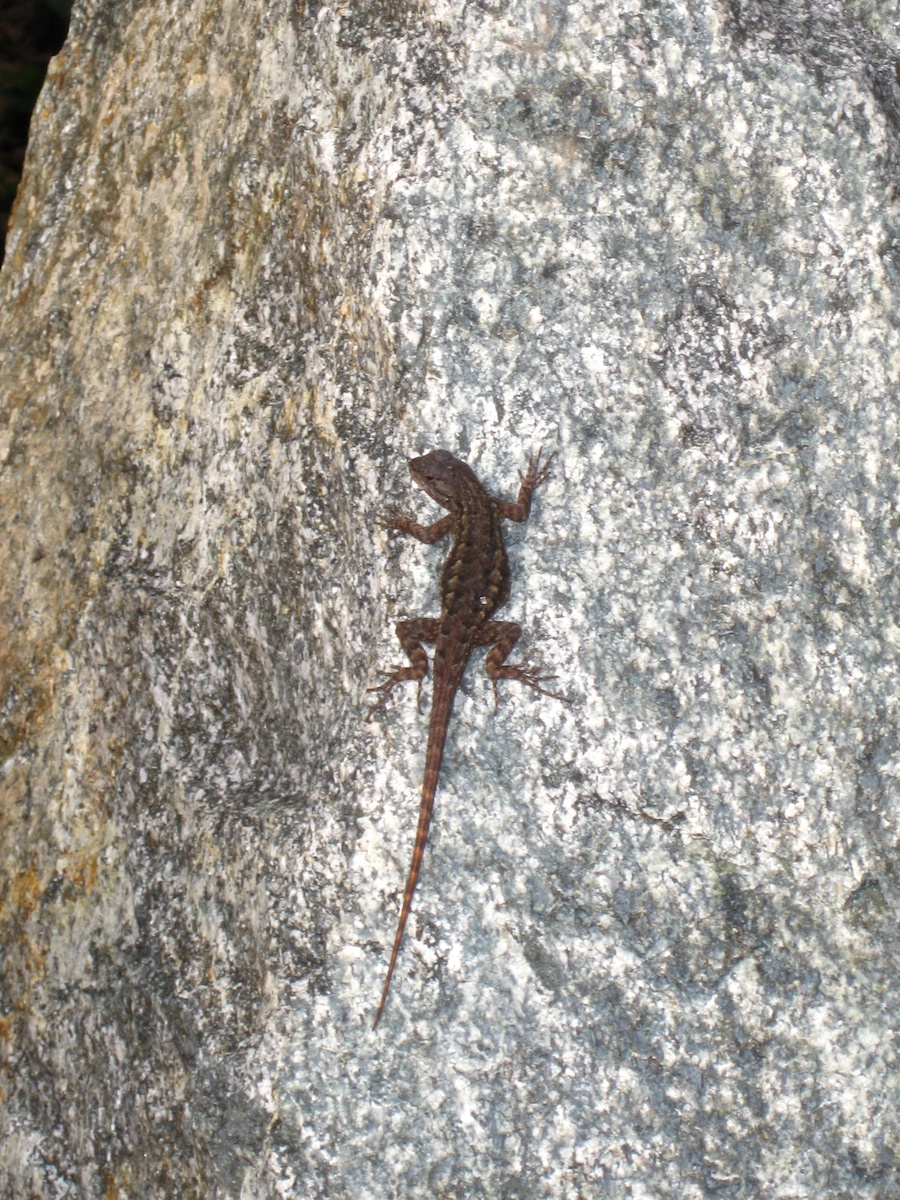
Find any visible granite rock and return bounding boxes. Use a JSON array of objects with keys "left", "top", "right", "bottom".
[{"left": 2, "top": 0, "right": 900, "bottom": 1196}]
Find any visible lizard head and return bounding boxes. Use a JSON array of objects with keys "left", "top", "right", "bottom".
[{"left": 408, "top": 449, "right": 472, "bottom": 509}]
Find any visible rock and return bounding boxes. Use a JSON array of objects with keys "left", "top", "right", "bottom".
[{"left": 2, "top": 0, "right": 899, "bottom": 1196}]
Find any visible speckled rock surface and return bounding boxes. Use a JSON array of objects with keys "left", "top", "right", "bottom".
[{"left": 2, "top": 0, "right": 900, "bottom": 1196}]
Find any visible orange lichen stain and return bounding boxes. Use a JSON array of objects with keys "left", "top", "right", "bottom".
[
  {"left": 103, "top": 1163, "right": 135, "bottom": 1200},
  {"left": 69, "top": 850, "right": 99, "bottom": 893},
  {"left": 0, "top": 624, "right": 65, "bottom": 762},
  {"left": 105, "top": 1166, "right": 128, "bottom": 1195},
  {"left": 278, "top": 389, "right": 309, "bottom": 440},
  {"left": 9, "top": 860, "right": 43, "bottom": 922},
  {"left": 10, "top": 934, "right": 48, "bottom": 992},
  {"left": 2, "top": 849, "right": 99, "bottom": 931}
]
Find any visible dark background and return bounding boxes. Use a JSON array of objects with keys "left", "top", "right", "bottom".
[{"left": 1, "top": 0, "right": 71, "bottom": 267}]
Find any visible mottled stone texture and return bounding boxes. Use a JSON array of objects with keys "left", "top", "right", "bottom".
[{"left": 2, "top": 0, "right": 900, "bottom": 1196}]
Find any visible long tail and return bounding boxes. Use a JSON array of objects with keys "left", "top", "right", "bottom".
[{"left": 373, "top": 672, "right": 459, "bottom": 1028}]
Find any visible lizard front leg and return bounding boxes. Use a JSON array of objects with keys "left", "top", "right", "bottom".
[
  {"left": 478, "top": 619, "right": 566, "bottom": 709},
  {"left": 366, "top": 618, "right": 440, "bottom": 718},
  {"left": 378, "top": 509, "right": 454, "bottom": 544},
  {"left": 495, "top": 448, "right": 556, "bottom": 523}
]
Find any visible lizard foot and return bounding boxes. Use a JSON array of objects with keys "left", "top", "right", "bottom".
[
  {"left": 518, "top": 447, "right": 556, "bottom": 493},
  {"left": 491, "top": 665, "right": 567, "bottom": 710},
  {"left": 366, "top": 669, "right": 424, "bottom": 719}
]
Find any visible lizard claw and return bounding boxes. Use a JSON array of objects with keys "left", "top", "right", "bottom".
[
  {"left": 365, "top": 671, "right": 402, "bottom": 718},
  {"left": 492, "top": 663, "right": 567, "bottom": 706},
  {"left": 520, "top": 447, "right": 555, "bottom": 492},
  {"left": 366, "top": 667, "right": 428, "bottom": 719},
  {"left": 365, "top": 691, "right": 390, "bottom": 721},
  {"left": 522, "top": 669, "right": 567, "bottom": 702},
  {"left": 376, "top": 508, "right": 408, "bottom": 538}
]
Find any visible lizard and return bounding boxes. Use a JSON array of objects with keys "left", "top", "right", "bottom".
[{"left": 367, "top": 447, "right": 562, "bottom": 1027}]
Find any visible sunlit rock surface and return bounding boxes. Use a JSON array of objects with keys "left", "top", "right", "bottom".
[{"left": 2, "top": 0, "right": 899, "bottom": 1195}]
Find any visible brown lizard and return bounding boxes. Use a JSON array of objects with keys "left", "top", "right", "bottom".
[{"left": 367, "top": 448, "right": 562, "bottom": 1027}]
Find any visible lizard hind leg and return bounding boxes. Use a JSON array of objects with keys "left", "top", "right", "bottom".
[
  {"left": 366, "top": 617, "right": 440, "bottom": 719},
  {"left": 479, "top": 619, "right": 567, "bottom": 710}
]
